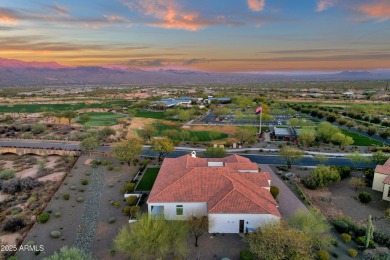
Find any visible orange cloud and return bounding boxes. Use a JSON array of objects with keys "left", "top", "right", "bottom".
[
  {"left": 358, "top": 2, "right": 390, "bottom": 21},
  {"left": 0, "top": 9, "right": 18, "bottom": 25},
  {"left": 247, "top": 0, "right": 265, "bottom": 12}
]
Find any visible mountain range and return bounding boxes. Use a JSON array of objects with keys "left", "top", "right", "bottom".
[{"left": 0, "top": 58, "right": 389, "bottom": 87}]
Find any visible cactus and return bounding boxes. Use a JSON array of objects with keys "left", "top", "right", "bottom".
[{"left": 365, "top": 215, "right": 374, "bottom": 249}]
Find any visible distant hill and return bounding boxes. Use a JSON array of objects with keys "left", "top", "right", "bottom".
[{"left": 0, "top": 58, "right": 389, "bottom": 87}]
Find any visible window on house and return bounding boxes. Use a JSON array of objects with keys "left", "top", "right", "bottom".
[{"left": 176, "top": 205, "right": 183, "bottom": 216}]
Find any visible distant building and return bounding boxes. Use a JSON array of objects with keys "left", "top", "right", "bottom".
[
  {"left": 270, "top": 127, "right": 299, "bottom": 142},
  {"left": 372, "top": 158, "right": 390, "bottom": 202}
]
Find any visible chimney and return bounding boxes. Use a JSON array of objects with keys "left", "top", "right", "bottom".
[{"left": 191, "top": 151, "right": 197, "bottom": 158}]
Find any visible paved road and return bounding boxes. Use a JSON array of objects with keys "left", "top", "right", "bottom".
[
  {"left": 0, "top": 141, "right": 376, "bottom": 168},
  {"left": 259, "top": 164, "right": 308, "bottom": 217}
]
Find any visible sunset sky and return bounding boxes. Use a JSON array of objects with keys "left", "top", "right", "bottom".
[{"left": 1, "top": 0, "right": 390, "bottom": 72}]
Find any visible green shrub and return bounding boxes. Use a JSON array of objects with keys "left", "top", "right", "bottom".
[
  {"left": 240, "top": 249, "right": 254, "bottom": 260},
  {"left": 76, "top": 197, "right": 84, "bottom": 203},
  {"left": 120, "top": 182, "right": 135, "bottom": 194},
  {"left": 317, "top": 249, "right": 330, "bottom": 260},
  {"left": 125, "top": 196, "right": 138, "bottom": 206},
  {"left": 358, "top": 192, "right": 372, "bottom": 204},
  {"left": 130, "top": 206, "right": 140, "bottom": 217},
  {"left": 108, "top": 217, "right": 116, "bottom": 224},
  {"left": 348, "top": 248, "right": 358, "bottom": 257},
  {"left": 337, "top": 166, "right": 351, "bottom": 179},
  {"left": 341, "top": 233, "right": 351, "bottom": 243},
  {"left": 113, "top": 166, "right": 121, "bottom": 171},
  {"left": 356, "top": 236, "right": 375, "bottom": 248},
  {"left": 113, "top": 201, "right": 121, "bottom": 208},
  {"left": 70, "top": 185, "right": 76, "bottom": 190},
  {"left": 54, "top": 212, "right": 61, "bottom": 218},
  {"left": 63, "top": 194, "right": 70, "bottom": 200},
  {"left": 81, "top": 179, "right": 89, "bottom": 185},
  {"left": 0, "top": 169, "right": 15, "bottom": 180},
  {"left": 107, "top": 166, "right": 114, "bottom": 171},
  {"left": 122, "top": 206, "right": 131, "bottom": 216},
  {"left": 270, "top": 186, "right": 280, "bottom": 199},
  {"left": 50, "top": 230, "right": 61, "bottom": 238},
  {"left": 37, "top": 213, "right": 50, "bottom": 224},
  {"left": 333, "top": 220, "right": 349, "bottom": 233}
]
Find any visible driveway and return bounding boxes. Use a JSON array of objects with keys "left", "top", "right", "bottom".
[{"left": 259, "top": 164, "right": 308, "bottom": 218}]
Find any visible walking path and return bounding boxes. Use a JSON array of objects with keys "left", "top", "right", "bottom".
[
  {"left": 74, "top": 168, "right": 106, "bottom": 252},
  {"left": 259, "top": 164, "right": 308, "bottom": 217}
]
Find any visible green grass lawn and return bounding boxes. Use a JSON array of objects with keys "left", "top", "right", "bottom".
[
  {"left": 77, "top": 112, "right": 125, "bottom": 126},
  {"left": 341, "top": 129, "right": 383, "bottom": 146},
  {"left": 153, "top": 123, "right": 228, "bottom": 142},
  {"left": 135, "top": 168, "right": 160, "bottom": 191},
  {"left": 135, "top": 111, "right": 166, "bottom": 119},
  {"left": 0, "top": 100, "right": 132, "bottom": 113}
]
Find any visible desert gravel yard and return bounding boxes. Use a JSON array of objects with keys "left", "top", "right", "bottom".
[{"left": 17, "top": 154, "right": 140, "bottom": 259}]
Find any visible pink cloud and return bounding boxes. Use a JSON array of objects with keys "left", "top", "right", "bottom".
[
  {"left": 0, "top": 9, "right": 18, "bottom": 25},
  {"left": 358, "top": 2, "right": 390, "bottom": 21},
  {"left": 316, "top": 0, "right": 336, "bottom": 12},
  {"left": 247, "top": 0, "right": 265, "bottom": 12}
]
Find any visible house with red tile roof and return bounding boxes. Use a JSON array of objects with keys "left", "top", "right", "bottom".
[
  {"left": 147, "top": 152, "right": 281, "bottom": 233},
  {"left": 372, "top": 158, "right": 390, "bottom": 202}
]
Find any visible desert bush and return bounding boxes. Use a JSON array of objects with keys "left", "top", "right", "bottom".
[
  {"left": 240, "top": 249, "right": 254, "bottom": 260},
  {"left": 50, "top": 230, "right": 61, "bottom": 238},
  {"left": 76, "top": 197, "right": 84, "bottom": 203},
  {"left": 341, "top": 233, "right": 351, "bottom": 243},
  {"left": 348, "top": 248, "right": 358, "bottom": 257},
  {"left": 0, "top": 169, "right": 15, "bottom": 180},
  {"left": 37, "top": 213, "right": 50, "bottom": 224},
  {"left": 122, "top": 206, "right": 131, "bottom": 216},
  {"left": 130, "top": 206, "right": 140, "bottom": 217},
  {"left": 333, "top": 220, "right": 349, "bottom": 233},
  {"left": 113, "top": 201, "right": 121, "bottom": 208},
  {"left": 54, "top": 212, "right": 61, "bottom": 218},
  {"left": 108, "top": 217, "right": 116, "bottom": 224},
  {"left": 2, "top": 216, "right": 26, "bottom": 232},
  {"left": 125, "top": 196, "right": 138, "bottom": 206},
  {"left": 356, "top": 236, "right": 374, "bottom": 248},
  {"left": 120, "top": 182, "right": 135, "bottom": 194},
  {"left": 31, "top": 123, "right": 47, "bottom": 134},
  {"left": 270, "top": 186, "right": 279, "bottom": 199},
  {"left": 1, "top": 177, "right": 41, "bottom": 194},
  {"left": 81, "top": 179, "right": 88, "bottom": 185},
  {"left": 63, "top": 194, "right": 70, "bottom": 200},
  {"left": 70, "top": 185, "right": 76, "bottom": 190},
  {"left": 317, "top": 249, "right": 330, "bottom": 260},
  {"left": 358, "top": 192, "right": 372, "bottom": 204}
]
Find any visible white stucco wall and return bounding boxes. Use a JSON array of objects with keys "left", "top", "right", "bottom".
[
  {"left": 148, "top": 202, "right": 208, "bottom": 220},
  {"left": 209, "top": 213, "right": 280, "bottom": 234},
  {"left": 372, "top": 172, "right": 387, "bottom": 191},
  {"left": 382, "top": 184, "right": 390, "bottom": 202}
]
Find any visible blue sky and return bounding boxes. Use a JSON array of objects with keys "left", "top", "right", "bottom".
[{"left": 0, "top": 0, "right": 390, "bottom": 71}]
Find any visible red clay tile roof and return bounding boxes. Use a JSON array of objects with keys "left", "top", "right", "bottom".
[
  {"left": 148, "top": 154, "right": 280, "bottom": 217},
  {"left": 375, "top": 165, "right": 390, "bottom": 176},
  {"left": 383, "top": 176, "right": 390, "bottom": 185},
  {"left": 384, "top": 158, "right": 390, "bottom": 167}
]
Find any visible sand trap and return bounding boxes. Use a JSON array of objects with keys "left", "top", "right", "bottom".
[
  {"left": 0, "top": 233, "right": 20, "bottom": 245},
  {"left": 38, "top": 172, "right": 65, "bottom": 182}
]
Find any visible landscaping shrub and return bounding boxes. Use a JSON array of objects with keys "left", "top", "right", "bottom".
[
  {"left": 122, "top": 206, "right": 131, "bottom": 216},
  {"left": 356, "top": 236, "right": 374, "bottom": 248},
  {"left": 270, "top": 186, "right": 279, "bottom": 199},
  {"left": 302, "top": 166, "right": 340, "bottom": 189},
  {"left": 37, "top": 213, "right": 50, "bottom": 224},
  {"left": 54, "top": 212, "right": 61, "bottom": 218},
  {"left": 113, "top": 166, "right": 121, "bottom": 172},
  {"left": 130, "top": 206, "right": 140, "bottom": 217},
  {"left": 0, "top": 169, "right": 15, "bottom": 180},
  {"left": 1, "top": 177, "right": 41, "bottom": 194},
  {"left": 63, "top": 194, "right": 70, "bottom": 200},
  {"left": 120, "top": 182, "right": 135, "bottom": 194},
  {"left": 358, "top": 192, "right": 372, "bottom": 204},
  {"left": 317, "top": 249, "right": 330, "bottom": 260},
  {"left": 336, "top": 166, "right": 351, "bottom": 179},
  {"left": 50, "top": 231, "right": 61, "bottom": 238},
  {"left": 333, "top": 220, "right": 349, "bottom": 233},
  {"left": 113, "top": 201, "right": 121, "bottom": 208},
  {"left": 2, "top": 216, "right": 26, "bottom": 232},
  {"left": 76, "top": 197, "right": 84, "bottom": 203},
  {"left": 70, "top": 185, "right": 76, "bottom": 190},
  {"left": 108, "top": 217, "right": 116, "bottom": 224},
  {"left": 107, "top": 166, "right": 114, "bottom": 171},
  {"left": 341, "top": 233, "right": 351, "bottom": 243},
  {"left": 81, "top": 179, "right": 89, "bottom": 185},
  {"left": 240, "top": 249, "right": 254, "bottom": 260},
  {"left": 348, "top": 248, "right": 358, "bottom": 257},
  {"left": 364, "top": 169, "right": 375, "bottom": 181},
  {"left": 125, "top": 196, "right": 138, "bottom": 206}
]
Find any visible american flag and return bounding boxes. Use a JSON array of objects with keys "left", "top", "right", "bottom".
[{"left": 255, "top": 106, "right": 262, "bottom": 114}]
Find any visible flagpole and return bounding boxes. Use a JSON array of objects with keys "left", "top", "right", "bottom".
[{"left": 259, "top": 108, "right": 262, "bottom": 136}]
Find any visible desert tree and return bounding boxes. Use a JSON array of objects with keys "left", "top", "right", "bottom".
[
  {"left": 151, "top": 137, "right": 175, "bottom": 161},
  {"left": 80, "top": 136, "right": 100, "bottom": 156},
  {"left": 112, "top": 137, "right": 143, "bottom": 166},
  {"left": 279, "top": 146, "right": 304, "bottom": 169}
]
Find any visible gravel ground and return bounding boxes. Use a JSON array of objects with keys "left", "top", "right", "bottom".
[{"left": 74, "top": 168, "right": 106, "bottom": 252}]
